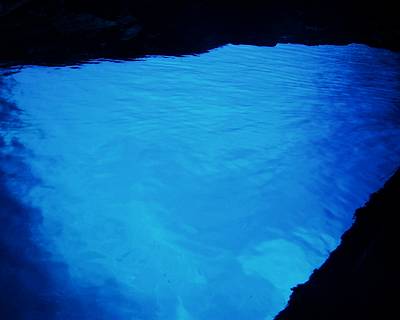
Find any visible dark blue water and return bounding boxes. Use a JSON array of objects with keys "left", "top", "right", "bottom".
[{"left": 1, "top": 44, "right": 400, "bottom": 320}]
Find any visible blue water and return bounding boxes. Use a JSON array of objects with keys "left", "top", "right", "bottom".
[{"left": 1, "top": 44, "right": 400, "bottom": 320}]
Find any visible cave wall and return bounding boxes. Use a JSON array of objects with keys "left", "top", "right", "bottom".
[{"left": 0, "top": 0, "right": 399, "bottom": 65}]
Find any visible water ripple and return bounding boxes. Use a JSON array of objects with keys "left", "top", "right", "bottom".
[{"left": 1, "top": 43, "right": 400, "bottom": 320}]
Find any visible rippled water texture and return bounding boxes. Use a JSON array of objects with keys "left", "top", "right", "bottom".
[{"left": 1, "top": 44, "right": 400, "bottom": 320}]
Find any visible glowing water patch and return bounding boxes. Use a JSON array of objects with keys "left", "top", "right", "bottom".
[{"left": 3, "top": 44, "right": 400, "bottom": 319}]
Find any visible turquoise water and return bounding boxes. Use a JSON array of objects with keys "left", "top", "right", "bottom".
[{"left": 1, "top": 44, "right": 400, "bottom": 319}]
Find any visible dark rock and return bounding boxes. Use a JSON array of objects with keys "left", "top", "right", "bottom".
[
  {"left": 121, "top": 25, "right": 142, "bottom": 41},
  {"left": 52, "top": 13, "right": 118, "bottom": 34},
  {"left": 0, "top": 0, "right": 31, "bottom": 17},
  {"left": 0, "top": 1, "right": 399, "bottom": 65}
]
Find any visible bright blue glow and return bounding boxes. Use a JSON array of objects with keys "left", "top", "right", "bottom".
[{"left": 2, "top": 44, "right": 400, "bottom": 319}]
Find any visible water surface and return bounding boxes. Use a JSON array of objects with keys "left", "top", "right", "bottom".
[{"left": 1, "top": 44, "right": 400, "bottom": 320}]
